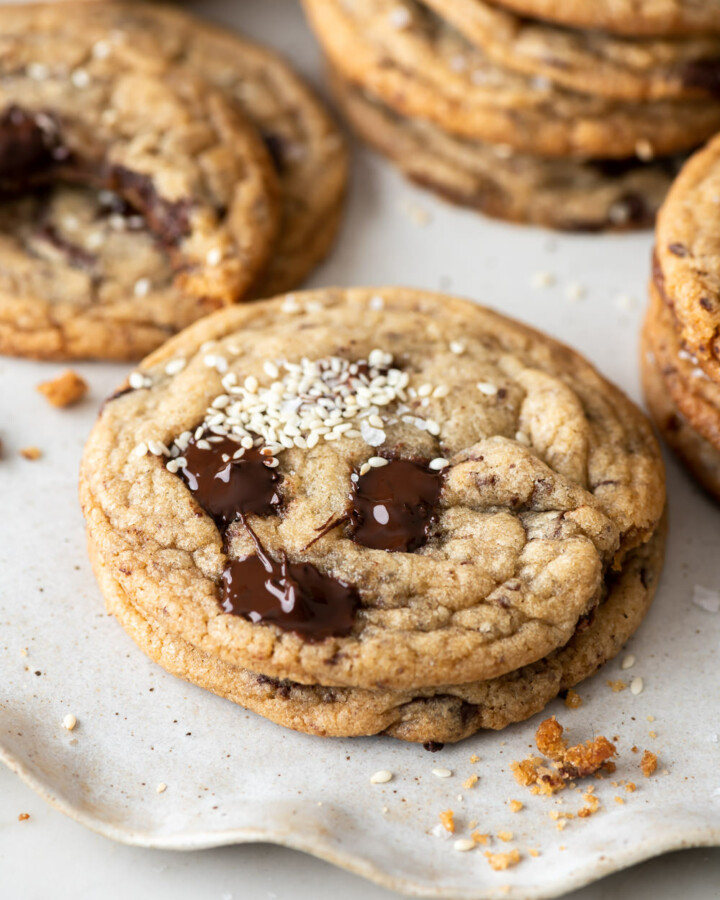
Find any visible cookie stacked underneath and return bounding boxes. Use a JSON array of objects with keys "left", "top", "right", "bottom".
[
  {"left": 301, "top": 0, "right": 720, "bottom": 231},
  {"left": 0, "top": 2, "right": 347, "bottom": 361},
  {"left": 82, "top": 288, "right": 667, "bottom": 743},
  {"left": 643, "top": 134, "right": 720, "bottom": 503}
]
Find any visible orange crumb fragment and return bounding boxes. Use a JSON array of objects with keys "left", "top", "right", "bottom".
[
  {"left": 563, "top": 689, "right": 583, "bottom": 709},
  {"left": 439, "top": 809, "right": 455, "bottom": 833},
  {"left": 529, "top": 848, "right": 540, "bottom": 858},
  {"left": 641, "top": 750, "right": 658, "bottom": 777},
  {"left": 577, "top": 792, "right": 600, "bottom": 818},
  {"left": 485, "top": 850, "right": 520, "bottom": 871},
  {"left": 625, "top": 782, "right": 637, "bottom": 793},
  {"left": 463, "top": 774, "right": 479, "bottom": 789},
  {"left": 556, "top": 820, "right": 567, "bottom": 831},
  {"left": 509, "top": 800, "right": 523, "bottom": 813},
  {"left": 606, "top": 680, "right": 627, "bottom": 692},
  {"left": 497, "top": 830, "right": 513, "bottom": 842},
  {"left": 469, "top": 755, "right": 480, "bottom": 764},
  {"left": 18, "top": 813, "right": 30, "bottom": 821},
  {"left": 471, "top": 832, "right": 489, "bottom": 845},
  {"left": 615, "top": 796, "right": 625, "bottom": 805},
  {"left": 631, "top": 746, "right": 639, "bottom": 753},
  {"left": 37, "top": 369, "right": 88, "bottom": 408},
  {"left": 535, "top": 716, "right": 567, "bottom": 758},
  {"left": 20, "top": 446, "right": 42, "bottom": 460},
  {"left": 649, "top": 731, "right": 657, "bottom": 739}
]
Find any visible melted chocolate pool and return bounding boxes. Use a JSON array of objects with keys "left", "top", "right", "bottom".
[{"left": 348, "top": 458, "right": 444, "bottom": 552}]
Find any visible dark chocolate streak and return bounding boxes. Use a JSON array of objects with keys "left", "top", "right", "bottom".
[
  {"left": 348, "top": 458, "right": 444, "bottom": 552},
  {"left": 681, "top": 58, "right": 720, "bottom": 99},
  {"left": 179, "top": 432, "right": 360, "bottom": 640},
  {"left": 0, "top": 104, "right": 192, "bottom": 246}
]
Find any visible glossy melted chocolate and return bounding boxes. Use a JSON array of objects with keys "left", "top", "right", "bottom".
[
  {"left": 179, "top": 432, "right": 359, "bottom": 640},
  {"left": 180, "top": 435, "right": 281, "bottom": 527},
  {"left": 348, "top": 458, "right": 443, "bottom": 552}
]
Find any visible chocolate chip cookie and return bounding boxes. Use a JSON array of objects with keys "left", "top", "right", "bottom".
[
  {"left": 333, "top": 76, "right": 681, "bottom": 231},
  {"left": 488, "top": 0, "right": 720, "bottom": 37},
  {"left": 0, "top": 2, "right": 347, "bottom": 360},
  {"left": 302, "top": 0, "right": 720, "bottom": 158},
  {"left": 419, "top": 0, "right": 720, "bottom": 101},
  {"left": 81, "top": 288, "right": 665, "bottom": 709}
]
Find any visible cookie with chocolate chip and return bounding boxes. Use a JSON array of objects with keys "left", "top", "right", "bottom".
[
  {"left": 0, "top": 2, "right": 347, "bottom": 360},
  {"left": 487, "top": 0, "right": 720, "bottom": 38},
  {"left": 90, "top": 517, "right": 666, "bottom": 743},
  {"left": 302, "top": 0, "right": 720, "bottom": 158},
  {"left": 81, "top": 288, "right": 665, "bottom": 703},
  {"left": 332, "top": 75, "right": 681, "bottom": 231},
  {"left": 655, "top": 133, "right": 720, "bottom": 384},
  {"left": 419, "top": 0, "right": 720, "bottom": 101}
]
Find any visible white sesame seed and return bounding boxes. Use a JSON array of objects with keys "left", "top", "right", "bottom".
[
  {"left": 92, "top": 40, "right": 111, "bottom": 59},
  {"left": 264, "top": 361, "right": 279, "bottom": 379},
  {"left": 62, "top": 714, "right": 77, "bottom": 731},
  {"left": 635, "top": 139, "right": 654, "bottom": 161},
  {"left": 418, "top": 383, "right": 433, "bottom": 397},
  {"left": 165, "top": 358, "right": 186, "bottom": 376},
  {"left": 429, "top": 458, "right": 450, "bottom": 471},
  {"left": 206, "top": 247, "right": 223, "bottom": 266},
  {"left": 133, "top": 442, "right": 148, "bottom": 457},
  {"left": 129, "top": 371, "right": 150, "bottom": 389},
  {"left": 432, "top": 768, "right": 453, "bottom": 778},
  {"left": 515, "top": 431, "right": 531, "bottom": 445},
  {"left": 156, "top": 783, "right": 167, "bottom": 794},
  {"left": 370, "top": 770, "right": 393, "bottom": 784},
  {"left": 70, "top": 68, "right": 90, "bottom": 88},
  {"left": 368, "top": 457, "right": 389, "bottom": 468},
  {"left": 388, "top": 6, "right": 411, "bottom": 28},
  {"left": 621, "top": 655, "right": 636, "bottom": 670},
  {"left": 477, "top": 382, "right": 498, "bottom": 396},
  {"left": 244, "top": 375, "right": 259, "bottom": 393},
  {"left": 166, "top": 459, "right": 180, "bottom": 474},
  {"left": 281, "top": 294, "right": 299, "bottom": 313},
  {"left": 134, "top": 278, "right": 151, "bottom": 297},
  {"left": 433, "top": 385, "right": 450, "bottom": 399},
  {"left": 359, "top": 463, "right": 371, "bottom": 476},
  {"left": 196, "top": 439, "right": 211, "bottom": 450},
  {"left": 369, "top": 295, "right": 384, "bottom": 310},
  {"left": 565, "top": 282, "right": 586, "bottom": 302},
  {"left": 449, "top": 341, "right": 465, "bottom": 355},
  {"left": 531, "top": 270, "right": 555, "bottom": 289},
  {"left": 27, "top": 62, "right": 49, "bottom": 80},
  {"left": 263, "top": 457, "right": 279, "bottom": 468},
  {"left": 630, "top": 677, "right": 644, "bottom": 695},
  {"left": 692, "top": 585, "right": 720, "bottom": 613},
  {"left": 148, "top": 440, "right": 168, "bottom": 457},
  {"left": 615, "top": 294, "right": 637, "bottom": 312},
  {"left": 453, "top": 839, "right": 475, "bottom": 852}
]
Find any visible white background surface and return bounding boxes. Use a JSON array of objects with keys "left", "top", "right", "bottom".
[{"left": 2, "top": 1, "right": 720, "bottom": 898}]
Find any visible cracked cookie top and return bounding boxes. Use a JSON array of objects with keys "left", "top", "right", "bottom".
[{"left": 81, "top": 288, "right": 665, "bottom": 690}]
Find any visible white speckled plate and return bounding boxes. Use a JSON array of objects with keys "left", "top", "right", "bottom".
[{"left": 1, "top": 1, "right": 720, "bottom": 897}]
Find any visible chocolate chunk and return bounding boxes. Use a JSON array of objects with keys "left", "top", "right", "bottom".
[
  {"left": 348, "top": 458, "right": 443, "bottom": 552},
  {"left": 681, "top": 59, "right": 720, "bottom": 98},
  {"left": 0, "top": 106, "right": 68, "bottom": 190},
  {"left": 222, "top": 529, "right": 359, "bottom": 641},
  {"left": 668, "top": 242, "right": 688, "bottom": 257},
  {"left": 109, "top": 166, "right": 191, "bottom": 245},
  {"left": 261, "top": 131, "right": 286, "bottom": 173},
  {"left": 180, "top": 435, "right": 281, "bottom": 527},
  {"left": 423, "top": 741, "right": 445, "bottom": 752}
]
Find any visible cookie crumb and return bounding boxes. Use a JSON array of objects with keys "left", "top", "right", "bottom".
[
  {"left": 62, "top": 714, "right": 77, "bottom": 731},
  {"left": 469, "top": 754, "right": 480, "bottom": 764},
  {"left": 18, "top": 813, "right": 30, "bottom": 822},
  {"left": 614, "top": 796, "right": 625, "bottom": 804},
  {"left": 485, "top": 849, "right": 520, "bottom": 871},
  {"left": 20, "top": 446, "right": 42, "bottom": 460},
  {"left": 156, "top": 782, "right": 167, "bottom": 794},
  {"left": 438, "top": 809, "right": 455, "bottom": 833},
  {"left": 370, "top": 770, "right": 392, "bottom": 784},
  {"left": 641, "top": 751, "right": 658, "bottom": 777},
  {"left": 606, "top": 679, "right": 627, "bottom": 692},
  {"left": 471, "top": 831, "right": 489, "bottom": 845},
  {"left": 463, "top": 774, "right": 479, "bottom": 789},
  {"left": 497, "top": 830, "right": 513, "bottom": 842},
  {"left": 509, "top": 800, "right": 523, "bottom": 813},
  {"left": 563, "top": 689, "right": 582, "bottom": 709},
  {"left": 37, "top": 369, "right": 88, "bottom": 407}
]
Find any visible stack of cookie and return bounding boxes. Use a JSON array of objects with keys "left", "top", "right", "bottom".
[
  {"left": 0, "top": 2, "right": 347, "bottom": 361},
  {"left": 643, "top": 135, "right": 720, "bottom": 503},
  {"left": 302, "top": 0, "right": 720, "bottom": 231},
  {"left": 82, "top": 288, "right": 667, "bottom": 743}
]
